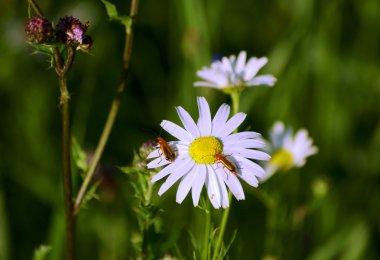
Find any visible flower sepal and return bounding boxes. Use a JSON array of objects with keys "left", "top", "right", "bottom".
[{"left": 219, "top": 85, "right": 245, "bottom": 95}]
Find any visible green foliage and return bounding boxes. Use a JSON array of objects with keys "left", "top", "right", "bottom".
[
  {"left": 2, "top": 0, "right": 380, "bottom": 259},
  {"left": 32, "top": 245, "right": 52, "bottom": 260},
  {"left": 119, "top": 149, "right": 168, "bottom": 258},
  {"left": 220, "top": 229, "right": 237, "bottom": 259},
  {"left": 101, "top": 0, "right": 132, "bottom": 33},
  {"left": 72, "top": 137, "right": 89, "bottom": 173}
]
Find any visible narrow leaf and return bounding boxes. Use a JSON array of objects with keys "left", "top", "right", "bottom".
[
  {"left": 101, "top": 0, "right": 119, "bottom": 19},
  {"left": 101, "top": 0, "right": 132, "bottom": 33}
]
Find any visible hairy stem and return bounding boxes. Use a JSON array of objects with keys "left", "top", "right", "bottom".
[
  {"left": 74, "top": 0, "right": 140, "bottom": 214},
  {"left": 59, "top": 74, "right": 75, "bottom": 260},
  {"left": 52, "top": 44, "right": 77, "bottom": 260}
]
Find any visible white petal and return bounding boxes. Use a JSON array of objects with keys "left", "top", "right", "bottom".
[
  {"left": 260, "top": 163, "right": 277, "bottom": 182},
  {"left": 161, "top": 120, "right": 193, "bottom": 143},
  {"left": 196, "top": 70, "right": 219, "bottom": 83},
  {"left": 291, "top": 130, "right": 318, "bottom": 166},
  {"left": 147, "top": 156, "right": 171, "bottom": 169},
  {"left": 224, "top": 147, "right": 270, "bottom": 161},
  {"left": 306, "top": 146, "right": 318, "bottom": 157},
  {"left": 176, "top": 169, "right": 198, "bottom": 204},
  {"left": 206, "top": 165, "right": 222, "bottom": 208},
  {"left": 233, "top": 155, "right": 266, "bottom": 178},
  {"left": 158, "top": 159, "right": 195, "bottom": 195},
  {"left": 224, "top": 139, "right": 266, "bottom": 149},
  {"left": 219, "top": 168, "right": 245, "bottom": 201},
  {"left": 176, "top": 106, "right": 200, "bottom": 138},
  {"left": 211, "top": 103, "right": 230, "bottom": 136},
  {"left": 191, "top": 164, "right": 206, "bottom": 206},
  {"left": 222, "top": 57, "right": 233, "bottom": 74},
  {"left": 147, "top": 148, "right": 160, "bottom": 159},
  {"left": 215, "top": 168, "right": 230, "bottom": 208},
  {"left": 243, "top": 57, "right": 268, "bottom": 80},
  {"left": 247, "top": 75, "right": 276, "bottom": 86},
  {"left": 235, "top": 51, "right": 247, "bottom": 75},
  {"left": 196, "top": 97, "right": 212, "bottom": 136},
  {"left": 221, "top": 131, "right": 261, "bottom": 143},
  {"left": 174, "top": 147, "right": 190, "bottom": 155},
  {"left": 194, "top": 81, "right": 219, "bottom": 87},
  {"left": 217, "top": 112, "right": 247, "bottom": 137},
  {"left": 197, "top": 70, "right": 228, "bottom": 86},
  {"left": 238, "top": 168, "right": 259, "bottom": 187},
  {"left": 170, "top": 140, "right": 190, "bottom": 149},
  {"left": 151, "top": 158, "right": 186, "bottom": 182}
]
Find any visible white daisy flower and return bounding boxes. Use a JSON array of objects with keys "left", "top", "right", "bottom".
[
  {"left": 146, "top": 97, "right": 270, "bottom": 209},
  {"left": 261, "top": 121, "right": 318, "bottom": 181},
  {"left": 194, "top": 51, "right": 276, "bottom": 90}
]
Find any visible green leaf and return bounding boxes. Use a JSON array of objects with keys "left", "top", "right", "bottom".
[
  {"left": 118, "top": 16, "right": 132, "bottom": 33},
  {"left": 29, "top": 43, "right": 54, "bottom": 56},
  {"left": 72, "top": 137, "right": 88, "bottom": 173},
  {"left": 101, "top": 0, "right": 132, "bottom": 33},
  {"left": 77, "top": 182, "right": 100, "bottom": 211},
  {"left": 220, "top": 229, "right": 237, "bottom": 259},
  {"left": 188, "top": 230, "right": 199, "bottom": 253},
  {"left": 101, "top": 0, "right": 119, "bottom": 19},
  {"left": 119, "top": 166, "right": 141, "bottom": 175},
  {"left": 32, "top": 245, "right": 51, "bottom": 260}
]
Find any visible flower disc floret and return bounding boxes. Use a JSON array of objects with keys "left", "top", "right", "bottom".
[
  {"left": 270, "top": 149, "right": 294, "bottom": 171},
  {"left": 189, "top": 136, "right": 223, "bottom": 164}
]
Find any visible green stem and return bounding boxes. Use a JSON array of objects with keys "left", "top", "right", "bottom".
[
  {"left": 58, "top": 75, "right": 76, "bottom": 260},
  {"left": 141, "top": 176, "right": 154, "bottom": 260},
  {"left": 52, "top": 44, "right": 76, "bottom": 260},
  {"left": 212, "top": 192, "right": 232, "bottom": 260},
  {"left": 202, "top": 201, "right": 211, "bottom": 260},
  {"left": 212, "top": 91, "right": 241, "bottom": 260},
  {"left": 230, "top": 91, "right": 241, "bottom": 115},
  {"left": 74, "top": 0, "right": 139, "bottom": 214},
  {"left": 27, "top": 0, "right": 44, "bottom": 17}
]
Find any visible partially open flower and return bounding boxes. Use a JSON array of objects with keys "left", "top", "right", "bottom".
[
  {"left": 55, "top": 16, "right": 91, "bottom": 47},
  {"left": 194, "top": 51, "right": 276, "bottom": 93},
  {"left": 25, "top": 16, "right": 54, "bottom": 44},
  {"left": 261, "top": 121, "right": 318, "bottom": 181}
]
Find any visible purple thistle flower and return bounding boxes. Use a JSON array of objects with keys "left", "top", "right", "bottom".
[
  {"left": 55, "top": 16, "right": 90, "bottom": 46},
  {"left": 25, "top": 16, "right": 54, "bottom": 44}
]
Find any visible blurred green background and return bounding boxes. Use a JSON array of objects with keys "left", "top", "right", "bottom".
[{"left": 1, "top": 0, "right": 380, "bottom": 259}]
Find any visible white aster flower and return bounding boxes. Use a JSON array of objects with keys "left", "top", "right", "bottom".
[
  {"left": 147, "top": 97, "right": 270, "bottom": 209},
  {"left": 194, "top": 51, "right": 276, "bottom": 90},
  {"left": 261, "top": 121, "right": 318, "bottom": 181}
]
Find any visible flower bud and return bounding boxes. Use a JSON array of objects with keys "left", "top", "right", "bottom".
[
  {"left": 25, "top": 16, "right": 54, "bottom": 44},
  {"left": 77, "top": 35, "right": 94, "bottom": 52}
]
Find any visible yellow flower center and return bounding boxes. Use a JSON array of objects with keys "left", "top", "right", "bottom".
[
  {"left": 189, "top": 136, "right": 223, "bottom": 164},
  {"left": 270, "top": 149, "right": 294, "bottom": 171}
]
